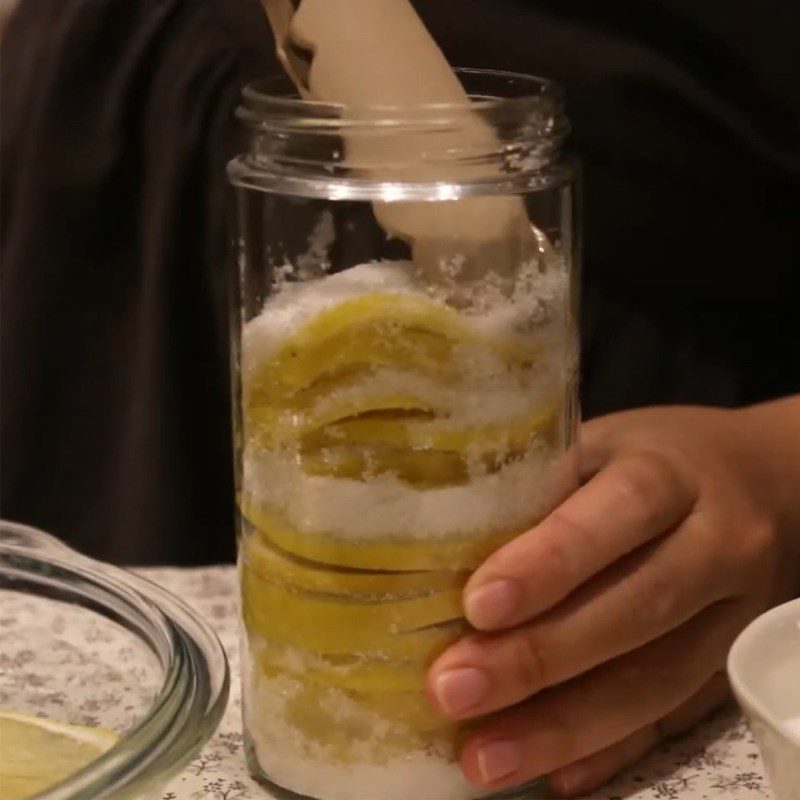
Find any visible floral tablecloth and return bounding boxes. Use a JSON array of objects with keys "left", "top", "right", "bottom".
[{"left": 141, "top": 567, "right": 770, "bottom": 800}]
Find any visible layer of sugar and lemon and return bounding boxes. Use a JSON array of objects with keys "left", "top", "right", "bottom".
[
  {"left": 238, "top": 255, "right": 574, "bottom": 800},
  {"left": 241, "top": 1, "right": 576, "bottom": 796}
]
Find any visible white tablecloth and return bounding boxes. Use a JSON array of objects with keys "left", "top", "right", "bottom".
[{"left": 142, "top": 567, "right": 772, "bottom": 800}]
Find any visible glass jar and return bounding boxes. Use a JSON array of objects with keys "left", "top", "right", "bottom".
[
  {"left": 0, "top": 521, "right": 229, "bottom": 800},
  {"left": 229, "top": 69, "right": 580, "bottom": 800}
]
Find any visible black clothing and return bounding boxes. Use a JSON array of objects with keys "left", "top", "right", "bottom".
[{"left": 2, "top": 0, "right": 798, "bottom": 564}]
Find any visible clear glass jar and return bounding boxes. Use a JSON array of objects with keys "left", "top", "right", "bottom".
[
  {"left": 229, "top": 69, "right": 580, "bottom": 800},
  {"left": 0, "top": 521, "right": 229, "bottom": 800}
]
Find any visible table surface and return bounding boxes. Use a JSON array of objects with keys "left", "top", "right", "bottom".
[{"left": 137, "top": 567, "right": 771, "bottom": 800}]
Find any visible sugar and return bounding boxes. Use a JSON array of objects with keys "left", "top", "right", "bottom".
[
  {"left": 242, "top": 258, "right": 570, "bottom": 384},
  {"left": 254, "top": 365, "right": 563, "bottom": 453},
  {"left": 245, "top": 668, "right": 485, "bottom": 800},
  {"left": 243, "top": 444, "right": 563, "bottom": 541},
  {"left": 250, "top": 735, "right": 483, "bottom": 800},
  {"left": 242, "top": 262, "right": 415, "bottom": 380},
  {"left": 240, "top": 258, "right": 572, "bottom": 538},
  {"left": 305, "top": 366, "right": 557, "bottom": 426}
]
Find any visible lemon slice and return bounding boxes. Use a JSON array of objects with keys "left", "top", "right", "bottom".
[
  {"left": 276, "top": 673, "right": 448, "bottom": 736},
  {"left": 245, "top": 292, "right": 537, "bottom": 406},
  {"left": 241, "top": 529, "right": 469, "bottom": 598},
  {"left": 297, "top": 444, "right": 471, "bottom": 487},
  {"left": 245, "top": 293, "right": 463, "bottom": 405},
  {"left": 255, "top": 640, "right": 429, "bottom": 694},
  {"left": 286, "top": 655, "right": 425, "bottom": 694},
  {"left": 255, "top": 401, "right": 558, "bottom": 487},
  {"left": 242, "top": 588, "right": 465, "bottom": 658},
  {"left": 249, "top": 394, "right": 439, "bottom": 445},
  {"left": 278, "top": 678, "right": 456, "bottom": 762},
  {"left": 241, "top": 566, "right": 462, "bottom": 645},
  {"left": 253, "top": 659, "right": 451, "bottom": 739},
  {"left": 0, "top": 710, "right": 119, "bottom": 800},
  {"left": 318, "top": 401, "right": 560, "bottom": 454},
  {"left": 240, "top": 496, "right": 520, "bottom": 571},
  {"left": 288, "top": 365, "right": 381, "bottom": 408}
]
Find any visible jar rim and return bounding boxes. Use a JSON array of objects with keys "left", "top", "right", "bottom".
[
  {"left": 238, "top": 67, "right": 567, "bottom": 136},
  {"left": 231, "top": 67, "right": 572, "bottom": 200}
]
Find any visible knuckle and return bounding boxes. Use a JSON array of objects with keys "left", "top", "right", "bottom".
[
  {"left": 732, "top": 513, "right": 779, "bottom": 578},
  {"left": 743, "top": 514, "right": 777, "bottom": 556},
  {"left": 615, "top": 452, "right": 678, "bottom": 513},
  {"left": 542, "top": 703, "right": 579, "bottom": 762},
  {"left": 700, "top": 507, "right": 774, "bottom": 574},
  {"left": 511, "top": 630, "right": 551, "bottom": 693}
]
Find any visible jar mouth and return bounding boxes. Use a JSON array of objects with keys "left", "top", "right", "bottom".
[
  {"left": 239, "top": 68, "right": 567, "bottom": 135},
  {"left": 0, "top": 521, "right": 230, "bottom": 800},
  {"left": 233, "top": 68, "right": 570, "bottom": 199}
]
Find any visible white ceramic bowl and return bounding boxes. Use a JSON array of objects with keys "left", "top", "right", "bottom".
[{"left": 728, "top": 598, "right": 800, "bottom": 800}]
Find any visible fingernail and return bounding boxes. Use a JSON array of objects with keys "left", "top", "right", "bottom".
[
  {"left": 477, "top": 739, "right": 523, "bottom": 784},
  {"left": 435, "top": 667, "right": 490, "bottom": 715},
  {"left": 465, "top": 580, "right": 519, "bottom": 629},
  {"left": 550, "top": 763, "right": 590, "bottom": 796}
]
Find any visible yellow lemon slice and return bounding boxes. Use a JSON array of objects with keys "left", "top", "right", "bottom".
[
  {"left": 249, "top": 395, "right": 439, "bottom": 445},
  {"left": 240, "top": 496, "right": 520, "bottom": 571},
  {"left": 297, "top": 444, "right": 471, "bottom": 487},
  {"left": 288, "top": 365, "right": 381, "bottom": 408},
  {"left": 249, "top": 392, "right": 559, "bottom": 486},
  {"left": 0, "top": 710, "right": 119, "bottom": 800},
  {"left": 279, "top": 680, "right": 456, "bottom": 762},
  {"left": 245, "top": 293, "right": 463, "bottom": 405},
  {"left": 290, "top": 683, "right": 449, "bottom": 739},
  {"left": 254, "top": 664, "right": 451, "bottom": 741},
  {"left": 316, "top": 401, "right": 561, "bottom": 454},
  {"left": 255, "top": 641, "right": 428, "bottom": 694},
  {"left": 242, "top": 590, "right": 465, "bottom": 659},
  {"left": 241, "top": 530, "right": 469, "bottom": 598},
  {"left": 357, "top": 690, "right": 449, "bottom": 732},
  {"left": 245, "top": 292, "right": 537, "bottom": 406},
  {"left": 240, "top": 566, "right": 463, "bottom": 647}
]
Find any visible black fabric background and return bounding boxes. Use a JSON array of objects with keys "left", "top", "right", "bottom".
[{"left": 1, "top": 0, "right": 798, "bottom": 564}]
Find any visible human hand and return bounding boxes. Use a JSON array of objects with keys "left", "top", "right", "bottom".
[{"left": 426, "top": 402, "right": 800, "bottom": 796}]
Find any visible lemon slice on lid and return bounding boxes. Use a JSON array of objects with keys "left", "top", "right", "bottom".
[{"left": 0, "top": 710, "right": 119, "bottom": 800}]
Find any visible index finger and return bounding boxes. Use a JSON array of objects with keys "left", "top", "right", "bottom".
[{"left": 464, "top": 450, "right": 698, "bottom": 631}]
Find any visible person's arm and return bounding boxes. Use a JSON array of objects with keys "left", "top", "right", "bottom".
[{"left": 426, "top": 398, "right": 800, "bottom": 797}]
